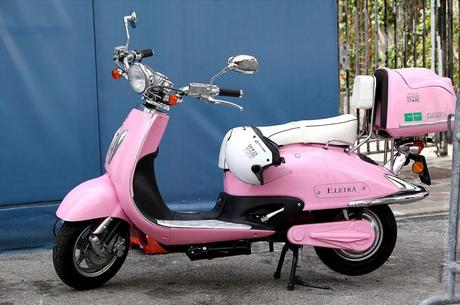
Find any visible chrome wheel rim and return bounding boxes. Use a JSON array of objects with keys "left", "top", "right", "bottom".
[
  {"left": 333, "top": 209, "right": 384, "bottom": 262},
  {"left": 72, "top": 226, "right": 118, "bottom": 277}
]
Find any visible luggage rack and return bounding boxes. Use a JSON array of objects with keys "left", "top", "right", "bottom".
[
  {"left": 356, "top": 133, "right": 437, "bottom": 158},
  {"left": 345, "top": 96, "right": 441, "bottom": 170},
  {"left": 352, "top": 131, "right": 433, "bottom": 184},
  {"left": 354, "top": 134, "right": 396, "bottom": 164}
]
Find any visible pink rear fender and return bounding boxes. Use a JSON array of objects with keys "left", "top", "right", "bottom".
[
  {"left": 56, "top": 174, "right": 129, "bottom": 222},
  {"left": 224, "top": 144, "right": 401, "bottom": 211}
]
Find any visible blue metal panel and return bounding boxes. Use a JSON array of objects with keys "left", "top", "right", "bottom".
[
  {"left": 0, "top": 0, "right": 101, "bottom": 205},
  {"left": 0, "top": 0, "right": 338, "bottom": 250},
  {"left": 93, "top": 0, "right": 339, "bottom": 205},
  {"left": 0, "top": 204, "right": 58, "bottom": 252}
]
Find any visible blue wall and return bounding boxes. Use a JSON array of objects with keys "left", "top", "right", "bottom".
[{"left": 0, "top": 0, "right": 339, "bottom": 250}]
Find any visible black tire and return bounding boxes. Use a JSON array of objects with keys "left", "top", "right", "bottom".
[
  {"left": 53, "top": 220, "right": 130, "bottom": 290},
  {"left": 314, "top": 205, "right": 397, "bottom": 276}
]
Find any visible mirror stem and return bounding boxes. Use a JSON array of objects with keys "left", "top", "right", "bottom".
[
  {"left": 124, "top": 19, "right": 130, "bottom": 49},
  {"left": 210, "top": 66, "right": 232, "bottom": 85}
]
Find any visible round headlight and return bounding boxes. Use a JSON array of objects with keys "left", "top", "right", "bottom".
[{"left": 128, "top": 63, "right": 148, "bottom": 93}]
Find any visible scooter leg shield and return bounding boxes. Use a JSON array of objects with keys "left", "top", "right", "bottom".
[
  {"left": 56, "top": 174, "right": 129, "bottom": 222},
  {"left": 287, "top": 220, "right": 375, "bottom": 252}
]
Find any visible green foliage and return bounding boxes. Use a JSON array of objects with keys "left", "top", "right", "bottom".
[{"left": 338, "top": 0, "right": 459, "bottom": 101}]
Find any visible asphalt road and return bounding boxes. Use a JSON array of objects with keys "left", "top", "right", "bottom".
[{"left": 0, "top": 215, "right": 456, "bottom": 305}]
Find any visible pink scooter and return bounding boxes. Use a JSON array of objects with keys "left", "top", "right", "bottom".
[{"left": 53, "top": 11, "right": 430, "bottom": 291}]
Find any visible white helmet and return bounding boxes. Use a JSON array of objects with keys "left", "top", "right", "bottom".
[{"left": 224, "top": 126, "right": 283, "bottom": 185}]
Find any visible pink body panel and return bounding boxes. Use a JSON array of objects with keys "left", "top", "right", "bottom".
[
  {"left": 56, "top": 174, "right": 129, "bottom": 222},
  {"left": 60, "top": 109, "right": 399, "bottom": 245},
  {"left": 287, "top": 220, "right": 375, "bottom": 251},
  {"left": 224, "top": 144, "right": 400, "bottom": 210},
  {"left": 374, "top": 67, "right": 456, "bottom": 137},
  {"left": 169, "top": 228, "right": 274, "bottom": 245},
  {"left": 104, "top": 109, "right": 274, "bottom": 245}
]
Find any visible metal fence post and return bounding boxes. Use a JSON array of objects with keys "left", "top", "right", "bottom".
[{"left": 420, "top": 95, "right": 460, "bottom": 305}]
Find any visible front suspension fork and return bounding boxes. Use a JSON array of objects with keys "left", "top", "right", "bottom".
[{"left": 89, "top": 217, "right": 127, "bottom": 257}]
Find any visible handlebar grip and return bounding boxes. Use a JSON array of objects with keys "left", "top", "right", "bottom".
[
  {"left": 218, "top": 88, "right": 243, "bottom": 98},
  {"left": 141, "top": 49, "right": 154, "bottom": 58}
]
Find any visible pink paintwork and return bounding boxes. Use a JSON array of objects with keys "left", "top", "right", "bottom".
[
  {"left": 58, "top": 109, "right": 275, "bottom": 245},
  {"left": 103, "top": 109, "right": 274, "bottom": 245},
  {"left": 374, "top": 67, "right": 456, "bottom": 137},
  {"left": 224, "top": 144, "right": 400, "bottom": 211},
  {"left": 58, "top": 105, "right": 412, "bottom": 247},
  {"left": 56, "top": 174, "right": 129, "bottom": 222},
  {"left": 169, "top": 228, "right": 274, "bottom": 245},
  {"left": 287, "top": 220, "right": 375, "bottom": 251}
]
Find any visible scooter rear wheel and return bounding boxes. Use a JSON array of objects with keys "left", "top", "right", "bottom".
[
  {"left": 53, "top": 220, "right": 130, "bottom": 290},
  {"left": 314, "top": 205, "right": 397, "bottom": 276}
]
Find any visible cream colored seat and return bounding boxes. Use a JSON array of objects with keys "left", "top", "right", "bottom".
[
  {"left": 218, "top": 114, "right": 358, "bottom": 169},
  {"left": 257, "top": 114, "right": 358, "bottom": 146}
]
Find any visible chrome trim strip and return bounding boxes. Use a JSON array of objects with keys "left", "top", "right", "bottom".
[
  {"left": 399, "top": 120, "right": 449, "bottom": 128},
  {"left": 348, "top": 188, "right": 428, "bottom": 208},
  {"left": 385, "top": 175, "right": 420, "bottom": 192},
  {"left": 155, "top": 219, "right": 252, "bottom": 229},
  {"left": 349, "top": 175, "right": 428, "bottom": 207}
]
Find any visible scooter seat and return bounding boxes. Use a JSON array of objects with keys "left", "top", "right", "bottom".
[
  {"left": 218, "top": 114, "right": 358, "bottom": 170},
  {"left": 257, "top": 114, "right": 358, "bottom": 146}
]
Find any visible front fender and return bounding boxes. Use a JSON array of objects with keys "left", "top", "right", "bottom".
[{"left": 57, "top": 174, "right": 129, "bottom": 222}]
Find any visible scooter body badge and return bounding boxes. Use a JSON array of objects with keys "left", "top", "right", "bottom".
[{"left": 314, "top": 182, "right": 369, "bottom": 198}]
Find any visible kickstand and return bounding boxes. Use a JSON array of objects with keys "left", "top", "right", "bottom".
[
  {"left": 274, "top": 243, "right": 333, "bottom": 291},
  {"left": 274, "top": 244, "right": 289, "bottom": 279}
]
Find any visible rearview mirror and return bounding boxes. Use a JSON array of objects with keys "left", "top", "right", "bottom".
[
  {"left": 210, "top": 54, "right": 259, "bottom": 84},
  {"left": 228, "top": 55, "right": 258, "bottom": 74},
  {"left": 126, "top": 10, "right": 137, "bottom": 28}
]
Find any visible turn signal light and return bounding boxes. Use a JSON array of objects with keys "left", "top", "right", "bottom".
[
  {"left": 168, "top": 94, "right": 178, "bottom": 105},
  {"left": 412, "top": 161, "right": 424, "bottom": 174},
  {"left": 111, "top": 69, "right": 123, "bottom": 80}
]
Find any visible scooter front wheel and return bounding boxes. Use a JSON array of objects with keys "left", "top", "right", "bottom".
[
  {"left": 314, "top": 205, "right": 397, "bottom": 276},
  {"left": 53, "top": 219, "right": 130, "bottom": 290}
]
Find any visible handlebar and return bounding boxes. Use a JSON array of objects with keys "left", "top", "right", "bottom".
[
  {"left": 218, "top": 88, "right": 243, "bottom": 98},
  {"left": 114, "top": 47, "right": 154, "bottom": 68},
  {"left": 132, "top": 48, "right": 154, "bottom": 62},
  {"left": 140, "top": 49, "right": 154, "bottom": 58},
  {"left": 180, "top": 83, "right": 244, "bottom": 111},
  {"left": 113, "top": 47, "right": 245, "bottom": 111},
  {"left": 113, "top": 12, "right": 254, "bottom": 113}
]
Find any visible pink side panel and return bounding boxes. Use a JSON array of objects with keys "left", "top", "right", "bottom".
[
  {"left": 384, "top": 123, "right": 454, "bottom": 137},
  {"left": 124, "top": 218, "right": 275, "bottom": 246},
  {"left": 56, "top": 174, "right": 129, "bottom": 222},
  {"left": 106, "top": 109, "right": 171, "bottom": 242},
  {"left": 287, "top": 220, "right": 375, "bottom": 251},
  {"left": 138, "top": 114, "right": 169, "bottom": 159},
  {"left": 169, "top": 228, "right": 274, "bottom": 245},
  {"left": 104, "top": 109, "right": 273, "bottom": 245},
  {"left": 224, "top": 144, "right": 400, "bottom": 211}
]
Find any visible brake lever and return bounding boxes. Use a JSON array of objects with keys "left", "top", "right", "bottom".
[{"left": 199, "top": 96, "right": 244, "bottom": 111}]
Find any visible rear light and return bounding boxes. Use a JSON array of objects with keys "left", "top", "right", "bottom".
[{"left": 414, "top": 139, "right": 424, "bottom": 154}]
